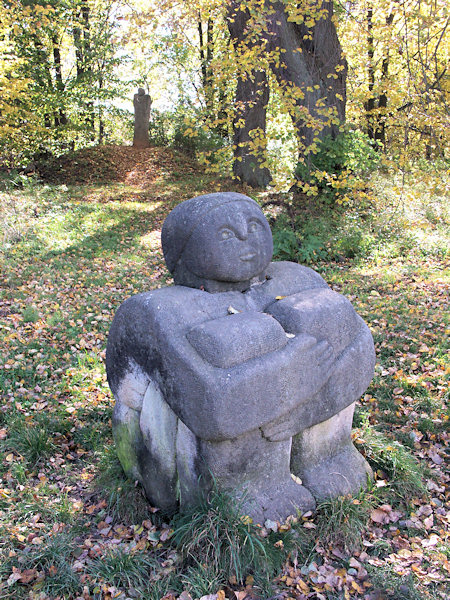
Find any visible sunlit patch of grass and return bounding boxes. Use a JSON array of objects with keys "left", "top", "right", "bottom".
[
  {"left": 2, "top": 420, "right": 55, "bottom": 467},
  {"left": 1, "top": 412, "right": 72, "bottom": 468}
]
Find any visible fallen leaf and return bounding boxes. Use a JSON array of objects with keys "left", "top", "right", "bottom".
[
  {"left": 227, "top": 306, "right": 240, "bottom": 314},
  {"left": 7, "top": 568, "right": 22, "bottom": 586},
  {"left": 370, "top": 509, "right": 388, "bottom": 524}
]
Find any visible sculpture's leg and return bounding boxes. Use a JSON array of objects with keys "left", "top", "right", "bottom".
[
  {"left": 112, "top": 368, "right": 183, "bottom": 512},
  {"left": 111, "top": 361, "right": 150, "bottom": 483},
  {"left": 199, "top": 428, "right": 315, "bottom": 524},
  {"left": 290, "top": 403, "right": 372, "bottom": 499}
]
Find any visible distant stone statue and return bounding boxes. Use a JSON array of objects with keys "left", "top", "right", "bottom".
[
  {"left": 133, "top": 88, "right": 151, "bottom": 148},
  {"left": 106, "top": 192, "right": 375, "bottom": 523}
]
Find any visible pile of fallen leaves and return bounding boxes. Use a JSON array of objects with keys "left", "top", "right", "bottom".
[{"left": 37, "top": 145, "right": 200, "bottom": 186}]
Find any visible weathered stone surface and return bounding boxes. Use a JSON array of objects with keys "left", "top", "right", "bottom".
[
  {"left": 291, "top": 403, "right": 373, "bottom": 499},
  {"left": 106, "top": 192, "right": 375, "bottom": 522},
  {"left": 132, "top": 88, "right": 151, "bottom": 149},
  {"left": 187, "top": 311, "right": 288, "bottom": 368}
]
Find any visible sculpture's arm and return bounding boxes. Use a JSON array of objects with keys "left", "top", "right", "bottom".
[
  {"left": 106, "top": 291, "right": 335, "bottom": 442},
  {"left": 163, "top": 313, "right": 334, "bottom": 441},
  {"left": 106, "top": 293, "right": 163, "bottom": 411},
  {"left": 265, "top": 287, "right": 361, "bottom": 355},
  {"left": 261, "top": 317, "right": 376, "bottom": 441}
]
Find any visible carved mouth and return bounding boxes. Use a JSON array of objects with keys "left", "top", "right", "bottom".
[{"left": 240, "top": 253, "right": 256, "bottom": 261}]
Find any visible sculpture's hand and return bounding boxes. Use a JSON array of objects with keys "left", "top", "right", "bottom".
[
  {"left": 289, "top": 334, "right": 335, "bottom": 398},
  {"left": 267, "top": 288, "right": 360, "bottom": 356},
  {"left": 187, "top": 311, "right": 288, "bottom": 368},
  {"left": 259, "top": 335, "right": 335, "bottom": 442}
]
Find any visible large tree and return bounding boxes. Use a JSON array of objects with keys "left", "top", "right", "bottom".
[{"left": 227, "top": 0, "right": 347, "bottom": 187}]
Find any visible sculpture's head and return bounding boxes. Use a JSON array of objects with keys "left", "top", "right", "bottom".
[{"left": 162, "top": 192, "right": 273, "bottom": 292}]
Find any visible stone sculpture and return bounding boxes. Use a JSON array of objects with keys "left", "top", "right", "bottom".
[
  {"left": 106, "top": 192, "right": 375, "bottom": 523},
  {"left": 132, "top": 88, "right": 151, "bottom": 148}
]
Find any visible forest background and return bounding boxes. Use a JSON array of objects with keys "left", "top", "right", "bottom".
[{"left": 0, "top": 0, "right": 448, "bottom": 187}]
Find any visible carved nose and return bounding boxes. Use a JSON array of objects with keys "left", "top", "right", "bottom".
[{"left": 233, "top": 217, "right": 248, "bottom": 240}]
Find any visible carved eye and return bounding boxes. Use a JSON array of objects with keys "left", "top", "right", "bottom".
[
  {"left": 248, "top": 221, "right": 261, "bottom": 233},
  {"left": 220, "top": 228, "right": 234, "bottom": 240}
]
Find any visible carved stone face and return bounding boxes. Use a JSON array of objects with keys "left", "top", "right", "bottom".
[{"left": 181, "top": 201, "right": 273, "bottom": 282}]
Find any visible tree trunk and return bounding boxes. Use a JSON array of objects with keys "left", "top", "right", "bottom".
[
  {"left": 227, "top": 1, "right": 346, "bottom": 187},
  {"left": 266, "top": 1, "right": 347, "bottom": 153},
  {"left": 227, "top": 1, "right": 271, "bottom": 188},
  {"left": 73, "top": 1, "right": 95, "bottom": 140},
  {"left": 365, "top": 7, "right": 393, "bottom": 148},
  {"left": 365, "top": 4, "right": 376, "bottom": 141},
  {"left": 52, "top": 37, "right": 67, "bottom": 127}
]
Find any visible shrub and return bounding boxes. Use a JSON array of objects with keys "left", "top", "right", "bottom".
[
  {"left": 172, "top": 111, "right": 227, "bottom": 158},
  {"left": 272, "top": 215, "right": 329, "bottom": 263},
  {"left": 147, "top": 108, "right": 171, "bottom": 147},
  {"left": 295, "top": 128, "right": 380, "bottom": 205}
]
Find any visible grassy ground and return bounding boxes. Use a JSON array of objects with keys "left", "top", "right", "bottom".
[{"left": 0, "top": 148, "right": 448, "bottom": 600}]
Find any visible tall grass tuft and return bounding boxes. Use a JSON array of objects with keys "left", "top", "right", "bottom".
[
  {"left": 356, "top": 424, "right": 427, "bottom": 500},
  {"left": 314, "top": 490, "right": 374, "bottom": 553},
  {"left": 94, "top": 446, "right": 151, "bottom": 524},
  {"left": 87, "top": 545, "right": 159, "bottom": 591},
  {"left": 10, "top": 533, "right": 82, "bottom": 598},
  {"left": 2, "top": 420, "right": 55, "bottom": 467},
  {"left": 171, "top": 485, "right": 294, "bottom": 595}
]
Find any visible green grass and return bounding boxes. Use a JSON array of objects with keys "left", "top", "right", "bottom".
[
  {"left": 313, "top": 490, "right": 375, "bottom": 553},
  {"left": 366, "top": 564, "right": 423, "bottom": 599},
  {"left": 87, "top": 546, "right": 159, "bottom": 593},
  {"left": 94, "top": 446, "right": 151, "bottom": 525},
  {"left": 171, "top": 486, "right": 295, "bottom": 595},
  {"left": 356, "top": 424, "right": 428, "bottom": 501},
  {"left": 2, "top": 419, "right": 56, "bottom": 467},
  {"left": 5, "top": 533, "right": 82, "bottom": 599}
]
